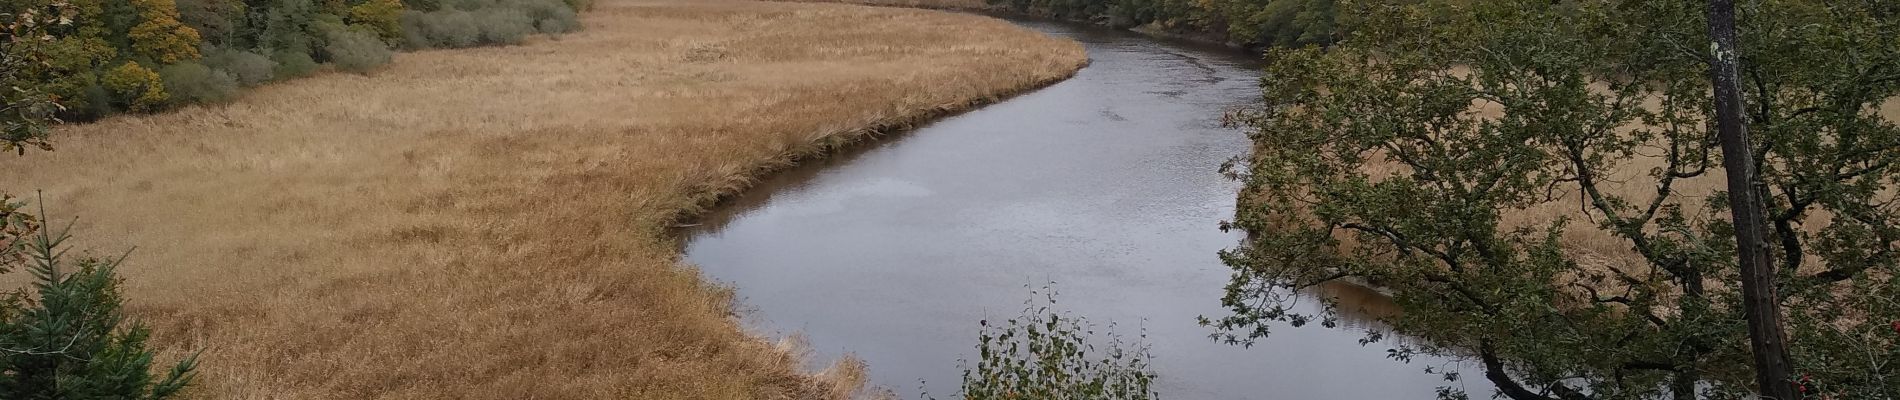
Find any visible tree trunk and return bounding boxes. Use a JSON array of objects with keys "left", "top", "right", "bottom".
[{"left": 1705, "top": 1, "right": 1799, "bottom": 399}]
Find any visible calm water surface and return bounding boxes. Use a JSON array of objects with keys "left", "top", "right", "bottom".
[{"left": 680, "top": 19, "right": 1488, "bottom": 399}]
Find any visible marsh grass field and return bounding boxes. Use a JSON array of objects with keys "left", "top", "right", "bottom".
[
  {"left": 1250, "top": 81, "right": 1900, "bottom": 286},
  {"left": 0, "top": 0, "right": 1084, "bottom": 397},
  {"left": 779, "top": 0, "right": 992, "bottom": 11},
  {"left": 1480, "top": 100, "right": 1900, "bottom": 281}
]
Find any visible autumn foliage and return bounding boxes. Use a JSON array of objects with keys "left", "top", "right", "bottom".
[
  {"left": 128, "top": 0, "right": 202, "bottom": 63},
  {"left": 348, "top": 0, "right": 405, "bottom": 41},
  {"left": 101, "top": 62, "right": 169, "bottom": 111}
]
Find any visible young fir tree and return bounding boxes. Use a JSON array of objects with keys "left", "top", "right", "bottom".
[{"left": 0, "top": 201, "right": 199, "bottom": 399}]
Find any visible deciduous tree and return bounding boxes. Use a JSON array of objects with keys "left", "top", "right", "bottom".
[
  {"left": 347, "top": 0, "right": 403, "bottom": 41},
  {"left": 127, "top": 0, "right": 201, "bottom": 63},
  {"left": 101, "top": 61, "right": 167, "bottom": 111},
  {"left": 1213, "top": 1, "right": 1898, "bottom": 398}
]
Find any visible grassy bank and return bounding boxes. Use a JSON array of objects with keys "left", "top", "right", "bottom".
[{"left": 0, "top": 0, "right": 1086, "bottom": 397}]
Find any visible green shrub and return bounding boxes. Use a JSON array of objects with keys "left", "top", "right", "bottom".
[
  {"left": 75, "top": 85, "right": 120, "bottom": 120},
  {"left": 529, "top": 2, "right": 578, "bottom": 33},
  {"left": 319, "top": 25, "right": 393, "bottom": 73},
  {"left": 400, "top": 0, "right": 440, "bottom": 12},
  {"left": 932, "top": 285, "right": 1158, "bottom": 400},
  {"left": 397, "top": 10, "right": 432, "bottom": 49},
  {"left": 203, "top": 47, "right": 277, "bottom": 86},
  {"left": 160, "top": 62, "right": 239, "bottom": 104},
  {"left": 270, "top": 48, "right": 320, "bottom": 79},
  {"left": 474, "top": 9, "right": 533, "bottom": 45},
  {"left": 418, "top": 9, "right": 480, "bottom": 48},
  {"left": 535, "top": 13, "right": 577, "bottom": 35},
  {"left": 389, "top": 0, "right": 578, "bottom": 49},
  {"left": 502, "top": 0, "right": 578, "bottom": 33},
  {"left": 441, "top": 0, "right": 487, "bottom": 11}
]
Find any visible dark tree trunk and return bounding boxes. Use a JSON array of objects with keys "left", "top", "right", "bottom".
[{"left": 1705, "top": 1, "right": 1799, "bottom": 399}]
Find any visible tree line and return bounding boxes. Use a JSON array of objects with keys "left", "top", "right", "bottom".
[
  {"left": 4, "top": 0, "right": 586, "bottom": 122},
  {"left": 989, "top": 0, "right": 1344, "bottom": 48}
]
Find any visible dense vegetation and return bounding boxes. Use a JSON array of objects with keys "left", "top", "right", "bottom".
[
  {"left": 3, "top": 0, "right": 584, "bottom": 121},
  {"left": 988, "top": 0, "right": 1345, "bottom": 47},
  {"left": 1214, "top": 0, "right": 1898, "bottom": 399}
]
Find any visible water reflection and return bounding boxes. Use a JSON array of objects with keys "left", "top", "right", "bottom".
[{"left": 1309, "top": 281, "right": 1402, "bottom": 332}]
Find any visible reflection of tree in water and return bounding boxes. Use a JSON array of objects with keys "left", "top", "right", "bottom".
[
  {"left": 1305, "top": 281, "right": 1485, "bottom": 381},
  {"left": 1305, "top": 281, "right": 1450, "bottom": 350},
  {"left": 1307, "top": 281, "right": 1402, "bottom": 332}
]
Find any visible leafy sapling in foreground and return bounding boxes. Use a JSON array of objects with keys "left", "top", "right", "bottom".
[{"left": 931, "top": 284, "right": 1159, "bottom": 400}]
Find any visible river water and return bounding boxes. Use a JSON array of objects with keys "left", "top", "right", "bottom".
[{"left": 680, "top": 18, "right": 1487, "bottom": 399}]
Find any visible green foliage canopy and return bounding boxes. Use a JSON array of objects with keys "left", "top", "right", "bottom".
[{"left": 1213, "top": 1, "right": 1899, "bottom": 399}]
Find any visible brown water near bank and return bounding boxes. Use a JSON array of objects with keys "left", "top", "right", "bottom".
[{"left": 680, "top": 19, "right": 1491, "bottom": 399}]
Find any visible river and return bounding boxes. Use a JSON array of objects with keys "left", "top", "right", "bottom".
[{"left": 680, "top": 18, "right": 1488, "bottom": 399}]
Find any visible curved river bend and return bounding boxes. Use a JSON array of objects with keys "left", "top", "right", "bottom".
[{"left": 681, "top": 19, "right": 1486, "bottom": 399}]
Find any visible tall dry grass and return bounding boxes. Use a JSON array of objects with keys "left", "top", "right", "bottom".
[
  {"left": 1497, "top": 99, "right": 1900, "bottom": 276},
  {"left": 0, "top": 0, "right": 1085, "bottom": 397},
  {"left": 777, "top": 0, "right": 992, "bottom": 11},
  {"left": 1294, "top": 98, "right": 1900, "bottom": 302}
]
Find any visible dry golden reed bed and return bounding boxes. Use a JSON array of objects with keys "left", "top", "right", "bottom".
[
  {"left": 1488, "top": 100, "right": 1900, "bottom": 276},
  {"left": 779, "top": 0, "right": 992, "bottom": 11},
  {"left": 0, "top": 0, "right": 1085, "bottom": 397}
]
